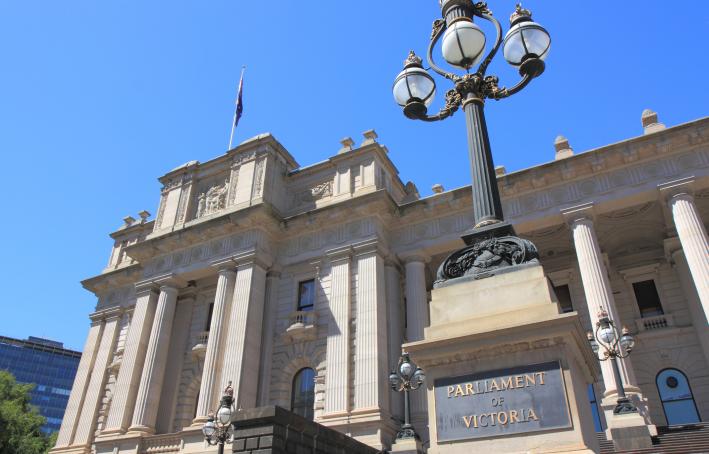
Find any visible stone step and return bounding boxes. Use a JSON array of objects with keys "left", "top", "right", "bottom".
[{"left": 597, "top": 423, "right": 709, "bottom": 453}]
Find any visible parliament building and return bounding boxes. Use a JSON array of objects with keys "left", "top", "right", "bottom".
[{"left": 51, "top": 110, "right": 709, "bottom": 453}]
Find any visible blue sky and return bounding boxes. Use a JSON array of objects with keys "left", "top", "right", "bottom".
[{"left": 0, "top": 1, "right": 707, "bottom": 351}]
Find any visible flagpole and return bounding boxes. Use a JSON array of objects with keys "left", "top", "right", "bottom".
[{"left": 228, "top": 66, "right": 246, "bottom": 151}]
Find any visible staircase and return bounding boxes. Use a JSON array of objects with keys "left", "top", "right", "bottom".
[{"left": 598, "top": 422, "right": 709, "bottom": 453}]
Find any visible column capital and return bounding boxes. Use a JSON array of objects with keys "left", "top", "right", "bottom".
[
  {"left": 233, "top": 248, "right": 273, "bottom": 270},
  {"left": 325, "top": 245, "right": 353, "bottom": 263},
  {"left": 658, "top": 177, "right": 696, "bottom": 203},
  {"left": 398, "top": 251, "right": 431, "bottom": 265},
  {"left": 210, "top": 257, "right": 238, "bottom": 273},
  {"left": 89, "top": 306, "right": 123, "bottom": 323},
  {"left": 352, "top": 238, "right": 386, "bottom": 258},
  {"left": 560, "top": 202, "right": 596, "bottom": 227},
  {"left": 663, "top": 237, "right": 682, "bottom": 262},
  {"left": 153, "top": 273, "right": 187, "bottom": 290}
]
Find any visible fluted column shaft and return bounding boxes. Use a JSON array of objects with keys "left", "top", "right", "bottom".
[
  {"left": 324, "top": 248, "right": 351, "bottom": 415},
  {"left": 54, "top": 321, "right": 103, "bottom": 447},
  {"left": 385, "top": 263, "right": 404, "bottom": 420},
  {"left": 669, "top": 193, "right": 709, "bottom": 319},
  {"left": 353, "top": 246, "right": 388, "bottom": 412},
  {"left": 195, "top": 268, "right": 236, "bottom": 421},
  {"left": 102, "top": 288, "right": 159, "bottom": 433},
  {"left": 257, "top": 271, "right": 280, "bottom": 406},
  {"left": 570, "top": 217, "right": 636, "bottom": 396},
  {"left": 220, "top": 260, "right": 267, "bottom": 409},
  {"left": 403, "top": 256, "right": 428, "bottom": 432},
  {"left": 72, "top": 312, "right": 121, "bottom": 446},
  {"left": 130, "top": 285, "right": 179, "bottom": 433}
]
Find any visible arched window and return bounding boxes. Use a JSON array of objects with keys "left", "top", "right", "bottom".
[
  {"left": 656, "top": 368, "right": 700, "bottom": 425},
  {"left": 291, "top": 368, "right": 315, "bottom": 420}
]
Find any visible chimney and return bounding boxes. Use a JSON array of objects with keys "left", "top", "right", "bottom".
[
  {"left": 641, "top": 109, "right": 665, "bottom": 134},
  {"left": 554, "top": 135, "right": 574, "bottom": 160},
  {"left": 338, "top": 137, "right": 354, "bottom": 154}
]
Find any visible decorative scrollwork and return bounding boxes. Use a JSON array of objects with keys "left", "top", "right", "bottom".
[
  {"left": 474, "top": 2, "right": 492, "bottom": 15},
  {"left": 397, "top": 427, "right": 419, "bottom": 440},
  {"left": 435, "top": 235, "right": 539, "bottom": 282},
  {"left": 430, "top": 19, "right": 445, "bottom": 40}
]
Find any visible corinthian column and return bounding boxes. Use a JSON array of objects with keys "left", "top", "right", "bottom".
[
  {"left": 101, "top": 286, "right": 159, "bottom": 434},
  {"left": 194, "top": 266, "right": 236, "bottom": 422},
  {"left": 54, "top": 320, "right": 103, "bottom": 448},
  {"left": 564, "top": 209, "right": 636, "bottom": 397},
  {"left": 219, "top": 254, "right": 268, "bottom": 410},
  {"left": 129, "top": 284, "right": 179, "bottom": 433},
  {"left": 323, "top": 246, "right": 352, "bottom": 415},
  {"left": 667, "top": 192, "right": 709, "bottom": 318},
  {"left": 402, "top": 253, "right": 429, "bottom": 436}
]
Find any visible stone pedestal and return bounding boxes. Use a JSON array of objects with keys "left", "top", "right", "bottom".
[
  {"left": 390, "top": 436, "right": 424, "bottom": 454},
  {"left": 405, "top": 265, "right": 601, "bottom": 454},
  {"left": 606, "top": 411, "right": 654, "bottom": 452}
]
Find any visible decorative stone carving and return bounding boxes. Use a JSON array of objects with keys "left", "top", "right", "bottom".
[
  {"left": 436, "top": 231, "right": 539, "bottom": 283},
  {"left": 196, "top": 180, "right": 229, "bottom": 218},
  {"left": 293, "top": 180, "right": 333, "bottom": 206}
]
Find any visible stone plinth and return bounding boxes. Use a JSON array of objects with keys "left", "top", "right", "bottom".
[{"left": 405, "top": 265, "right": 601, "bottom": 454}]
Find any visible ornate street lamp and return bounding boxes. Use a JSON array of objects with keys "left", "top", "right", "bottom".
[
  {"left": 393, "top": 2, "right": 551, "bottom": 282},
  {"left": 202, "top": 381, "right": 235, "bottom": 454},
  {"left": 587, "top": 309, "right": 637, "bottom": 414},
  {"left": 389, "top": 353, "right": 426, "bottom": 440}
]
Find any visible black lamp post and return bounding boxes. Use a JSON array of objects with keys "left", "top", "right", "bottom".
[
  {"left": 389, "top": 353, "right": 426, "bottom": 440},
  {"left": 587, "top": 309, "right": 638, "bottom": 414},
  {"left": 202, "top": 381, "right": 235, "bottom": 454},
  {"left": 393, "top": 1, "right": 551, "bottom": 283}
]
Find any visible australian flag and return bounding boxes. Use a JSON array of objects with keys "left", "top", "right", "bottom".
[{"left": 234, "top": 69, "right": 244, "bottom": 129}]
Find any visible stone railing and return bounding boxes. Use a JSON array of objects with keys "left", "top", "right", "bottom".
[
  {"left": 191, "top": 330, "right": 210, "bottom": 360},
  {"left": 283, "top": 311, "right": 318, "bottom": 343},
  {"left": 635, "top": 313, "right": 675, "bottom": 332},
  {"left": 141, "top": 433, "right": 183, "bottom": 454}
]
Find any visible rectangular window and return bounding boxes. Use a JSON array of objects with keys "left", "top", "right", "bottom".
[
  {"left": 554, "top": 284, "right": 574, "bottom": 314},
  {"left": 632, "top": 280, "right": 664, "bottom": 318},
  {"left": 205, "top": 303, "right": 214, "bottom": 331},
  {"left": 298, "top": 280, "right": 315, "bottom": 312}
]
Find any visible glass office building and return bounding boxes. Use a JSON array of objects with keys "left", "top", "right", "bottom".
[{"left": 0, "top": 335, "right": 81, "bottom": 433}]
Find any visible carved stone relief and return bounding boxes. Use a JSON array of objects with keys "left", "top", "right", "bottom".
[
  {"left": 196, "top": 179, "right": 229, "bottom": 218},
  {"left": 292, "top": 180, "right": 333, "bottom": 207}
]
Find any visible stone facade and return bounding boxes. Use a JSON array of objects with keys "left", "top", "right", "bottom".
[{"left": 52, "top": 111, "right": 709, "bottom": 454}]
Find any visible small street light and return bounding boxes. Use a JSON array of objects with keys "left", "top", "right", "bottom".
[
  {"left": 393, "top": 2, "right": 551, "bottom": 282},
  {"left": 587, "top": 309, "right": 637, "bottom": 414},
  {"left": 389, "top": 353, "right": 426, "bottom": 440},
  {"left": 202, "top": 381, "right": 235, "bottom": 454}
]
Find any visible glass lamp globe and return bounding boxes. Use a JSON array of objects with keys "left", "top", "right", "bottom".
[
  {"left": 619, "top": 328, "right": 635, "bottom": 352},
  {"left": 598, "top": 324, "right": 616, "bottom": 345},
  {"left": 399, "top": 361, "right": 414, "bottom": 379},
  {"left": 202, "top": 419, "right": 216, "bottom": 438},
  {"left": 413, "top": 368, "right": 425, "bottom": 385},
  {"left": 503, "top": 6, "right": 550, "bottom": 67},
  {"left": 217, "top": 405, "right": 232, "bottom": 427},
  {"left": 389, "top": 371, "right": 400, "bottom": 389},
  {"left": 393, "top": 51, "right": 436, "bottom": 109},
  {"left": 441, "top": 19, "right": 486, "bottom": 69}
]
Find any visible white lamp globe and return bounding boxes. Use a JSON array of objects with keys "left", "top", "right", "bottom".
[
  {"left": 217, "top": 405, "right": 232, "bottom": 427},
  {"left": 503, "top": 6, "right": 550, "bottom": 67},
  {"left": 393, "top": 52, "right": 436, "bottom": 108},
  {"left": 441, "top": 20, "right": 486, "bottom": 69},
  {"left": 598, "top": 324, "right": 616, "bottom": 345},
  {"left": 202, "top": 420, "right": 216, "bottom": 438}
]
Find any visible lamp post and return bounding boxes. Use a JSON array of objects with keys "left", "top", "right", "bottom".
[
  {"left": 202, "top": 381, "right": 235, "bottom": 454},
  {"left": 389, "top": 353, "right": 426, "bottom": 440},
  {"left": 587, "top": 309, "right": 638, "bottom": 414},
  {"left": 393, "top": 1, "right": 551, "bottom": 283}
]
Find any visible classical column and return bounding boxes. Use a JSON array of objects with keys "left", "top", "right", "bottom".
[
  {"left": 129, "top": 284, "right": 179, "bottom": 433},
  {"left": 72, "top": 310, "right": 121, "bottom": 447},
  {"left": 667, "top": 192, "right": 709, "bottom": 318},
  {"left": 385, "top": 261, "right": 404, "bottom": 420},
  {"left": 353, "top": 241, "right": 388, "bottom": 412},
  {"left": 257, "top": 269, "right": 281, "bottom": 406},
  {"left": 101, "top": 286, "right": 159, "bottom": 434},
  {"left": 324, "top": 246, "right": 352, "bottom": 415},
  {"left": 665, "top": 238, "right": 709, "bottom": 366},
  {"left": 403, "top": 255, "right": 429, "bottom": 342},
  {"left": 564, "top": 208, "right": 636, "bottom": 397},
  {"left": 194, "top": 266, "right": 236, "bottom": 422},
  {"left": 54, "top": 320, "right": 103, "bottom": 448},
  {"left": 403, "top": 254, "right": 429, "bottom": 434},
  {"left": 219, "top": 255, "right": 268, "bottom": 409}
]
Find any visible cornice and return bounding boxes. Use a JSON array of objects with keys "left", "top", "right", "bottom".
[{"left": 82, "top": 264, "right": 142, "bottom": 295}]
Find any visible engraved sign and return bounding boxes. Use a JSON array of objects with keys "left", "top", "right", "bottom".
[{"left": 434, "top": 362, "right": 571, "bottom": 442}]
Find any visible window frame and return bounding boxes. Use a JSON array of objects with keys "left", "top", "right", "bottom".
[
  {"left": 296, "top": 279, "right": 316, "bottom": 312},
  {"left": 656, "top": 368, "right": 701, "bottom": 425},
  {"left": 290, "top": 367, "right": 316, "bottom": 421},
  {"left": 547, "top": 269, "right": 576, "bottom": 315}
]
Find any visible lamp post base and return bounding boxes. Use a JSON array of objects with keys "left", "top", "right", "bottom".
[
  {"left": 435, "top": 222, "right": 540, "bottom": 285},
  {"left": 614, "top": 397, "right": 639, "bottom": 414}
]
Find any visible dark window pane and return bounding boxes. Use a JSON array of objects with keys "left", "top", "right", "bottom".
[
  {"left": 298, "top": 280, "right": 315, "bottom": 312},
  {"left": 588, "top": 384, "right": 604, "bottom": 432},
  {"left": 205, "top": 303, "right": 214, "bottom": 331},
  {"left": 291, "top": 368, "right": 315, "bottom": 420},
  {"left": 554, "top": 284, "right": 574, "bottom": 314},
  {"left": 632, "top": 280, "right": 664, "bottom": 318}
]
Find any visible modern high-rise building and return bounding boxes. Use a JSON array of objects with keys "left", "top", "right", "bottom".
[
  {"left": 51, "top": 110, "right": 708, "bottom": 453},
  {"left": 0, "top": 335, "right": 81, "bottom": 433}
]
